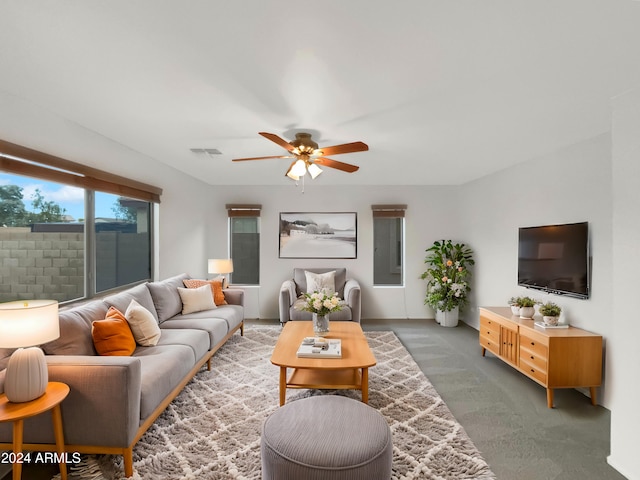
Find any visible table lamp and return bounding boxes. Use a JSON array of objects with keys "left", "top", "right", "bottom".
[
  {"left": 0, "top": 300, "right": 59, "bottom": 403},
  {"left": 208, "top": 258, "right": 234, "bottom": 288}
]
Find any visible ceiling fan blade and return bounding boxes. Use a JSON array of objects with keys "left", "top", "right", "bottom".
[
  {"left": 317, "top": 141, "right": 368, "bottom": 156},
  {"left": 232, "top": 155, "right": 292, "bottom": 162},
  {"left": 259, "top": 132, "right": 296, "bottom": 152},
  {"left": 314, "top": 157, "right": 359, "bottom": 173}
]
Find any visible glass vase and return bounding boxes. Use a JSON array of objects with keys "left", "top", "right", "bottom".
[{"left": 312, "top": 313, "right": 330, "bottom": 337}]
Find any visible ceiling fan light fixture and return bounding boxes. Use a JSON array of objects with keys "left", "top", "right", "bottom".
[
  {"left": 308, "top": 163, "right": 323, "bottom": 179},
  {"left": 232, "top": 132, "right": 367, "bottom": 185},
  {"left": 291, "top": 159, "right": 307, "bottom": 177}
]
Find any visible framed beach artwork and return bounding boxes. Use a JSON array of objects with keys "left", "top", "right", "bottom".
[{"left": 279, "top": 212, "right": 357, "bottom": 259}]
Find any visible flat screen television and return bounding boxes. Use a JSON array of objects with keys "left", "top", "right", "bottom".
[{"left": 517, "top": 221, "right": 590, "bottom": 299}]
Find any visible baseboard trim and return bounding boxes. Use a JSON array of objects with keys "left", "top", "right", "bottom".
[{"left": 607, "top": 454, "right": 637, "bottom": 480}]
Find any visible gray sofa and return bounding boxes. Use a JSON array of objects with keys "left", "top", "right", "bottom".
[
  {"left": 0, "top": 273, "right": 244, "bottom": 478},
  {"left": 279, "top": 268, "right": 361, "bottom": 324}
]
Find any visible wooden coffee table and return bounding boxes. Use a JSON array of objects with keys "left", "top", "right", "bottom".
[{"left": 270, "top": 321, "right": 376, "bottom": 406}]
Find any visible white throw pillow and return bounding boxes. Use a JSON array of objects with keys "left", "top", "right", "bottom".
[
  {"left": 305, "top": 270, "right": 336, "bottom": 294},
  {"left": 178, "top": 284, "right": 217, "bottom": 314},
  {"left": 125, "top": 299, "right": 162, "bottom": 346}
]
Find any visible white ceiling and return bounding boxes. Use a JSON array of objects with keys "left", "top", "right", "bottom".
[{"left": 1, "top": 0, "right": 639, "bottom": 186}]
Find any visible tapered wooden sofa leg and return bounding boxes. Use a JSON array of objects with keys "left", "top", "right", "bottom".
[{"left": 124, "top": 449, "right": 134, "bottom": 478}]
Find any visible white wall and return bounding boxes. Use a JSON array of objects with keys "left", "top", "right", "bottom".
[
  {"left": 459, "top": 133, "right": 614, "bottom": 407},
  {"left": 206, "top": 184, "right": 465, "bottom": 320},
  {"left": 608, "top": 87, "right": 640, "bottom": 480}
]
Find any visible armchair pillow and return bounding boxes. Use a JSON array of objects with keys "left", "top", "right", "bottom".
[
  {"left": 304, "top": 270, "right": 336, "bottom": 294},
  {"left": 293, "top": 268, "right": 347, "bottom": 297}
]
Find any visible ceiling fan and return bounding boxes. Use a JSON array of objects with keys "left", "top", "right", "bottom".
[{"left": 232, "top": 132, "right": 368, "bottom": 181}]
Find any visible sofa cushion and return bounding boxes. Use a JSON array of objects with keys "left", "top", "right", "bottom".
[
  {"left": 103, "top": 283, "right": 159, "bottom": 323},
  {"left": 183, "top": 278, "right": 227, "bottom": 306},
  {"left": 192, "top": 304, "right": 244, "bottom": 334},
  {"left": 178, "top": 285, "right": 216, "bottom": 314},
  {"left": 160, "top": 316, "right": 230, "bottom": 351},
  {"left": 42, "top": 301, "right": 108, "bottom": 356},
  {"left": 155, "top": 329, "right": 209, "bottom": 363},
  {"left": 125, "top": 299, "right": 162, "bottom": 347},
  {"left": 146, "top": 273, "right": 191, "bottom": 323},
  {"left": 92, "top": 307, "right": 137, "bottom": 356},
  {"left": 134, "top": 344, "right": 196, "bottom": 420}
]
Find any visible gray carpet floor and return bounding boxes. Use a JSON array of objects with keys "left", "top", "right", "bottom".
[
  {"left": 3, "top": 318, "right": 624, "bottom": 480},
  {"left": 360, "top": 318, "right": 624, "bottom": 480}
]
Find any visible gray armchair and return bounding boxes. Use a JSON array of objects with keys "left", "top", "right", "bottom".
[{"left": 279, "top": 268, "right": 361, "bottom": 324}]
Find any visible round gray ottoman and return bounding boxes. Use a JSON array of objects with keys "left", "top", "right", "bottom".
[{"left": 261, "top": 395, "right": 393, "bottom": 480}]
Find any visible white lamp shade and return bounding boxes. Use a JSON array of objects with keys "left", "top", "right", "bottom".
[
  {"left": 208, "top": 258, "right": 234, "bottom": 274},
  {"left": 291, "top": 159, "right": 307, "bottom": 177},
  {"left": 307, "top": 163, "right": 323, "bottom": 179},
  {"left": 0, "top": 300, "right": 59, "bottom": 348}
]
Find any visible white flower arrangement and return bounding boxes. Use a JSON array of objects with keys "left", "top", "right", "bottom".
[
  {"left": 297, "top": 289, "right": 344, "bottom": 316},
  {"left": 421, "top": 240, "right": 475, "bottom": 312}
]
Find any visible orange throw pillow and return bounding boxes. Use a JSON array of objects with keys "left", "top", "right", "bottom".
[
  {"left": 92, "top": 307, "right": 137, "bottom": 356},
  {"left": 183, "top": 279, "right": 227, "bottom": 306}
]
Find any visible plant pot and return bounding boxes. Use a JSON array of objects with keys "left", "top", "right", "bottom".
[
  {"left": 312, "top": 313, "right": 330, "bottom": 336},
  {"left": 436, "top": 306, "right": 459, "bottom": 327},
  {"left": 519, "top": 306, "right": 535, "bottom": 319},
  {"left": 543, "top": 315, "right": 559, "bottom": 326},
  {"left": 510, "top": 305, "right": 520, "bottom": 315}
]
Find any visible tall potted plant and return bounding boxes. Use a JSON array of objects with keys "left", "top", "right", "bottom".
[{"left": 421, "top": 239, "right": 475, "bottom": 327}]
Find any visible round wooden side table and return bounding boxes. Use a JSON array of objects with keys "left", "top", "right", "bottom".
[{"left": 0, "top": 381, "right": 69, "bottom": 480}]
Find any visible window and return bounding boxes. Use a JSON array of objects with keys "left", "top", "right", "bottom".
[
  {"left": 94, "top": 192, "right": 151, "bottom": 293},
  {"left": 0, "top": 174, "right": 86, "bottom": 302},
  {"left": 227, "top": 204, "right": 261, "bottom": 285},
  {"left": 0, "top": 139, "right": 160, "bottom": 303},
  {"left": 372, "top": 205, "right": 406, "bottom": 286}
]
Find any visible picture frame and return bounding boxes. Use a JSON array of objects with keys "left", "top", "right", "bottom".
[{"left": 279, "top": 212, "right": 357, "bottom": 259}]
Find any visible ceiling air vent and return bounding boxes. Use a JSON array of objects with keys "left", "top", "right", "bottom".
[{"left": 190, "top": 148, "right": 222, "bottom": 156}]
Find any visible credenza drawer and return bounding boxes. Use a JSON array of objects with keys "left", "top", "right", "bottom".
[
  {"left": 520, "top": 358, "right": 548, "bottom": 384},
  {"left": 480, "top": 333, "right": 500, "bottom": 356},
  {"left": 519, "top": 350, "right": 548, "bottom": 373},
  {"left": 480, "top": 317, "right": 500, "bottom": 337},
  {"left": 520, "top": 334, "right": 548, "bottom": 358}
]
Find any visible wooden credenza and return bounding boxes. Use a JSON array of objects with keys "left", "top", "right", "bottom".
[{"left": 479, "top": 307, "right": 602, "bottom": 408}]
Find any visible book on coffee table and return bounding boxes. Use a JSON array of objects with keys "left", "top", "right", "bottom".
[{"left": 296, "top": 339, "right": 342, "bottom": 358}]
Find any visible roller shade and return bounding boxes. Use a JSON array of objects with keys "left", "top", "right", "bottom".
[
  {"left": 226, "top": 204, "right": 262, "bottom": 217},
  {"left": 371, "top": 204, "right": 407, "bottom": 218}
]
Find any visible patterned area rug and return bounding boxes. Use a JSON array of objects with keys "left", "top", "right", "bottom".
[{"left": 59, "top": 326, "right": 495, "bottom": 480}]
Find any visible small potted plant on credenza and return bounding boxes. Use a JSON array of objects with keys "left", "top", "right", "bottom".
[
  {"left": 517, "top": 296, "right": 538, "bottom": 319},
  {"left": 508, "top": 296, "right": 521, "bottom": 315},
  {"left": 538, "top": 301, "right": 562, "bottom": 326}
]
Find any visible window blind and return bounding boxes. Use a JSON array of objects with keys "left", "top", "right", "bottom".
[{"left": 371, "top": 204, "right": 407, "bottom": 218}]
